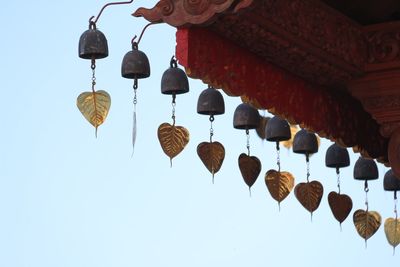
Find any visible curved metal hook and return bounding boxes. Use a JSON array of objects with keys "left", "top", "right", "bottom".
[
  {"left": 130, "top": 22, "right": 157, "bottom": 49},
  {"left": 136, "top": 22, "right": 157, "bottom": 45},
  {"left": 170, "top": 55, "right": 178, "bottom": 68},
  {"left": 89, "top": 0, "right": 135, "bottom": 25}
]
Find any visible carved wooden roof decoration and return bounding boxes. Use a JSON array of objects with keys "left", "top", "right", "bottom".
[
  {"left": 134, "top": 0, "right": 400, "bottom": 175},
  {"left": 133, "top": 0, "right": 253, "bottom": 27}
]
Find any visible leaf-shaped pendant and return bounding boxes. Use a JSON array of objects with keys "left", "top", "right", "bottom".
[
  {"left": 328, "top": 191, "right": 353, "bottom": 225},
  {"left": 197, "top": 141, "right": 225, "bottom": 181},
  {"left": 238, "top": 153, "right": 262, "bottom": 191},
  {"left": 353, "top": 209, "right": 381, "bottom": 242},
  {"left": 158, "top": 123, "right": 190, "bottom": 166},
  {"left": 384, "top": 217, "right": 400, "bottom": 251},
  {"left": 294, "top": 181, "right": 323, "bottom": 216},
  {"left": 77, "top": 90, "right": 111, "bottom": 136},
  {"left": 265, "top": 169, "right": 295, "bottom": 206}
]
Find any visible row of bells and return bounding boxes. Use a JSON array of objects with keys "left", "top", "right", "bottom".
[
  {"left": 79, "top": 26, "right": 400, "bottom": 192},
  {"left": 232, "top": 103, "right": 400, "bottom": 191},
  {"left": 78, "top": 24, "right": 189, "bottom": 95}
]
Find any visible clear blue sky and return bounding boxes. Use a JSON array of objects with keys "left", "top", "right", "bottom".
[{"left": 0, "top": 1, "right": 398, "bottom": 266}]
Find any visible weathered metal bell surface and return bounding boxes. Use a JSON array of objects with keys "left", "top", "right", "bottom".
[
  {"left": 197, "top": 87, "right": 225, "bottom": 116},
  {"left": 233, "top": 103, "right": 260, "bottom": 130},
  {"left": 292, "top": 129, "right": 318, "bottom": 155},
  {"left": 121, "top": 45, "right": 150, "bottom": 79},
  {"left": 384, "top": 169, "right": 400, "bottom": 191},
  {"left": 161, "top": 66, "right": 189, "bottom": 95},
  {"left": 265, "top": 115, "right": 291, "bottom": 142},
  {"left": 78, "top": 26, "right": 109, "bottom": 59},
  {"left": 353, "top": 157, "right": 379, "bottom": 180},
  {"left": 325, "top": 143, "right": 350, "bottom": 169}
]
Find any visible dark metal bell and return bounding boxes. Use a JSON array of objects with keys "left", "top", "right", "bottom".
[
  {"left": 197, "top": 87, "right": 225, "bottom": 116},
  {"left": 325, "top": 143, "right": 350, "bottom": 169},
  {"left": 233, "top": 103, "right": 260, "bottom": 130},
  {"left": 265, "top": 116, "right": 291, "bottom": 142},
  {"left": 121, "top": 43, "right": 150, "bottom": 79},
  {"left": 353, "top": 157, "right": 379, "bottom": 180},
  {"left": 78, "top": 23, "right": 108, "bottom": 59},
  {"left": 292, "top": 129, "right": 318, "bottom": 155},
  {"left": 161, "top": 58, "right": 189, "bottom": 95},
  {"left": 383, "top": 169, "right": 400, "bottom": 191}
]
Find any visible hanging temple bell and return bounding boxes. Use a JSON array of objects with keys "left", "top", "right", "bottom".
[
  {"left": 120, "top": 40, "right": 151, "bottom": 152},
  {"left": 157, "top": 56, "right": 190, "bottom": 166},
  {"left": 121, "top": 42, "right": 150, "bottom": 81},
  {"left": 196, "top": 86, "right": 226, "bottom": 181},
  {"left": 325, "top": 143, "right": 353, "bottom": 226},
  {"left": 233, "top": 103, "right": 262, "bottom": 194},
  {"left": 293, "top": 129, "right": 323, "bottom": 217},
  {"left": 79, "top": 22, "right": 109, "bottom": 60},
  {"left": 161, "top": 57, "right": 189, "bottom": 96},
  {"left": 77, "top": 21, "right": 110, "bottom": 137}
]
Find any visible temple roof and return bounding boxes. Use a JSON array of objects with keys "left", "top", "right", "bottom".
[{"left": 134, "top": 0, "right": 400, "bottom": 175}]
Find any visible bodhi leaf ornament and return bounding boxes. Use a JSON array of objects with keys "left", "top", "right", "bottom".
[
  {"left": 158, "top": 122, "right": 190, "bottom": 166},
  {"left": 197, "top": 141, "right": 225, "bottom": 182},
  {"left": 77, "top": 90, "right": 111, "bottom": 136},
  {"left": 353, "top": 209, "right": 381, "bottom": 244},
  {"left": 385, "top": 217, "right": 400, "bottom": 253},
  {"left": 294, "top": 181, "right": 324, "bottom": 217},
  {"left": 265, "top": 170, "right": 295, "bottom": 208},
  {"left": 238, "top": 153, "right": 262, "bottom": 194}
]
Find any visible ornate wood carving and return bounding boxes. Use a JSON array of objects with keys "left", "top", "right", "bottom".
[
  {"left": 136, "top": 0, "right": 367, "bottom": 88},
  {"left": 209, "top": 0, "right": 367, "bottom": 88},
  {"left": 176, "top": 27, "right": 388, "bottom": 161},
  {"left": 365, "top": 22, "right": 400, "bottom": 72},
  {"left": 348, "top": 22, "right": 400, "bottom": 172},
  {"left": 132, "top": 0, "right": 253, "bottom": 27}
]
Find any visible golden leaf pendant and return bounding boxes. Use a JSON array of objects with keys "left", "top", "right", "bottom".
[
  {"left": 265, "top": 170, "right": 295, "bottom": 205},
  {"left": 294, "top": 181, "right": 323, "bottom": 215},
  {"left": 197, "top": 141, "right": 225, "bottom": 181},
  {"left": 353, "top": 209, "right": 381, "bottom": 241},
  {"left": 158, "top": 123, "right": 190, "bottom": 166},
  {"left": 328, "top": 192, "right": 353, "bottom": 225},
  {"left": 77, "top": 90, "right": 111, "bottom": 136},
  {"left": 238, "top": 153, "right": 262, "bottom": 190},
  {"left": 384, "top": 217, "right": 400, "bottom": 251}
]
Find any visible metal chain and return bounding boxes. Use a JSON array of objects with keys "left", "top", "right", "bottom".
[
  {"left": 276, "top": 142, "right": 281, "bottom": 172},
  {"left": 246, "top": 129, "right": 250, "bottom": 156},
  {"left": 91, "top": 59, "right": 96, "bottom": 92},
  {"left": 171, "top": 95, "right": 176, "bottom": 125},
  {"left": 364, "top": 180, "right": 369, "bottom": 211},
  {"left": 395, "top": 191, "right": 398, "bottom": 220},
  {"left": 336, "top": 167, "right": 341, "bottom": 194},
  {"left": 133, "top": 87, "right": 137, "bottom": 108},
  {"left": 306, "top": 154, "right": 310, "bottom": 183},
  {"left": 209, "top": 115, "right": 214, "bottom": 143}
]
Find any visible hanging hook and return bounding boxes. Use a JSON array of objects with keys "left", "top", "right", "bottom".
[
  {"left": 130, "top": 22, "right": 157, "bottom": 50},
  {"left": 89, "top": 0, "right": 135, "bottom": 25},
  {"left": 137, "top": 22, "right": 157, "bottom": 45},
  {"left": 170, "top": 55, "right": 178, "bottom": 68}
]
